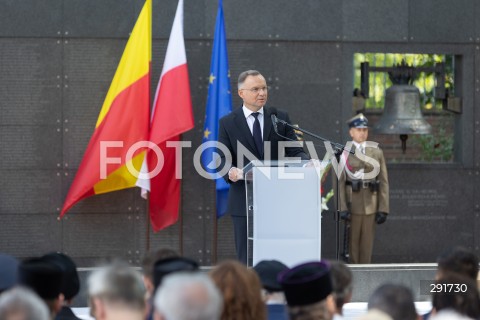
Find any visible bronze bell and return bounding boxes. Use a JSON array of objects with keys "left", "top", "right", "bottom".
[{"left": 373, "top": 84, "right": 432, "bottom": 152}]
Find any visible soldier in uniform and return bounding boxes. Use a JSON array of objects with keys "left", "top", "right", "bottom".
[{"left": 338, "top": 113, "right": 389, "bottom": 264}]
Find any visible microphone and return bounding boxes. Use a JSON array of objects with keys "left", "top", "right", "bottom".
[
  {"left": 270, "top": 108, "right": 279, "bottom": 134},
  {"left": 271, "top": 113, "right": 279, "bottom": 134}
]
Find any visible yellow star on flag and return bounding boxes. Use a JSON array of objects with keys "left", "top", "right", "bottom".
[
  {"left": 204, "top": 128, "right": 211, "bottom": 139},
  {"left": 209, "top": 73, "right": 216, "bottom": 84}
]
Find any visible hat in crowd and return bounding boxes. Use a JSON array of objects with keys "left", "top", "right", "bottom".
[
  {"left": 278, "top": 261, "right": 332, "bottom": 307},
  {"left": 18, "top": 257, "right": 63, "bottom": 300},
  {"left": 253, "top": 260, "right": 288, "bottom": 292},
  {"left": 153, "top": 256, "right": 199, "bottom": 288},
  {"left": 348, "top": 113, "right": 369, "bottom": 128},
  {"left": 42, "top": 252, "right": 80, "bottom": 300},
  {"left": 0, "top": 253, "right": 19, "bottom": 292}
]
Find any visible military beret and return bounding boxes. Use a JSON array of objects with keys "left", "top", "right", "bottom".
[
  {"left": 153, "top": 256, "right": 199, "bottom": 289},
  {"left": 278, "top": 261, "right": 332, "bottom": 307},
  {"left": 253, "top": 260, "right": 288, "bottom": 292}
]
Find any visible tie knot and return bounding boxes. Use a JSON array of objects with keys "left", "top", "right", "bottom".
[{"left": 252, "top": 112, "right": 260, "bottom": 119}]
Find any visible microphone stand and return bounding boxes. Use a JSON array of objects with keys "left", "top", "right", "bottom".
[{"left": 275, "top": 117, "right": 353, "bottom": 261}]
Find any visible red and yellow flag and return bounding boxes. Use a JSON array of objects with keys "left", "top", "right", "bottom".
[{"left": 60, "top": 0, "right": 151, "bottom": 217}]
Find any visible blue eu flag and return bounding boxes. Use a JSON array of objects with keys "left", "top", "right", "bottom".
[{"left": 201, "top": 0, "right": 232, "bottom": 219}]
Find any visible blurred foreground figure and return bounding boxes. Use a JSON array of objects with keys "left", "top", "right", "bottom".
[
  {"left": 88, "top": 262, "right": 146, "bottom": 320},
  {"left": 153, "top": 272, "right": 222, "bottom": 320},
  {"left": 0, "top": 287, "right": 50, "bottom": 320}
]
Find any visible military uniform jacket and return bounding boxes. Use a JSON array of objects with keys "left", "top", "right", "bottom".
[{"left": 338, "top": 145, "right": 389, "bottom": 215}]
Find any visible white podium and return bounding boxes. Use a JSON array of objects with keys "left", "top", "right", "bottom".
[{"left": 244, "top": 160, "right": 324, "bottom": 267}]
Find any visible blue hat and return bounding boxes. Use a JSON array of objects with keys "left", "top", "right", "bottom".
[
  {"left": 0, "top": 253, "right": 19, "bottom": 292},
  {"left": 348, "top": 113, "right": 368, "bottom": 128},
  {"left": 253, "top": 260, "right": 288, "bottom": 292},
  {"left": 278, "top": 261, "right": 332, "bottom": 306}
]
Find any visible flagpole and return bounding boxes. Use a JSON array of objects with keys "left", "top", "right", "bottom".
[
  {"left": 146, "top": 194, "right": 151, "bottom": 252},
  {"left": 213, "top": 204, "right": 218, "bottom": 265}
]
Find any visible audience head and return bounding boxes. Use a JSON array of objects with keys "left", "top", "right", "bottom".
[
  {"left": 0, "top": 287, "right": 50, "bottom": 320},
  {"left": 278, "top": 260, "right": 334, "bottom": 320},
  {"left": 432, "top": 273, "right": 480, "bottom": 319},
  {"left": 210, "top": 260, "right": 266, "bottom": 320},
  {"left": 0, "top": 254, "right": 19, "bottom": 294},
  {"left": 18, "top": 257, "right": 64, "bottom": 318},
  {"left": 42, "top": 252, "right": 80, "bottom": 302},
  {"left": 253, "top": 259, "right": 288, "bottom": 293},
  {"left": 153, "top": 272, "right": 222, "bottom": 320},
  {"left": 367, "top": 283, "right": 417, "bottom": 320},
  {"left": 329, "top": 260, "right": 353, "bottom": 314},
  {"left": 141, "top": 248, "right": 179, "bottom": 297},
  {"left": 436, "top": 246, "right": 479, "bottom": 281},
  {"left": 88, "top": 261, "right": 146, "bottom": 319},
  {"left": 153, "top": 256, "right": 199, "bottom": 290}
]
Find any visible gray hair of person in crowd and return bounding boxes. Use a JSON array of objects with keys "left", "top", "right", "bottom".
[
  {"left": 153, "top": 272, "right": 223, "bottom": 320},
  {"left": 88, "top": 262, "right": 146, "bottom": 316},
  {"left": 368, "top": 283, "right": 417, "bottom": 320},
  {"left": 0, "top": 287, "right": 50, "bottom": 320}
]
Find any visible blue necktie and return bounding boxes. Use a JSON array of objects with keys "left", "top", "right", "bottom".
[{"left": 252, "top": 112, "right": 263, "bottom": 157}]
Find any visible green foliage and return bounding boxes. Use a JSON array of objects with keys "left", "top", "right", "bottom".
[
  {"left": 411, "top": 116, "right": 454, "bottom": 162},
  {"left": 353, "top": 53, "right": 455, "bottom": 112}
]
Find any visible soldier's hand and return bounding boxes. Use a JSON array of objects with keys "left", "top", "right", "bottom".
[
  {"left": 375, "top": 212, "right": 387, "bottom": 224},
  {"left": 340, "top": 211, "right": 351, "bottom": 221}
]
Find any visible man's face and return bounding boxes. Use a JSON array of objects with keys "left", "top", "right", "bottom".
[
  {"left": 238, "top": 75, "right": 268, "bottom": 111},
  {"left": 349, "top": 127, "right": 368, "bottom": 143}
]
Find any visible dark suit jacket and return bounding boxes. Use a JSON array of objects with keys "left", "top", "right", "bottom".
[{"left": 218, "top": 106, "right": 309, "bottom": 216}]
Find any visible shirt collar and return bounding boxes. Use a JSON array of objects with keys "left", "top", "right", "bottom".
[{"left": 242, "top": 105, "right": 264, "bottom": 118}]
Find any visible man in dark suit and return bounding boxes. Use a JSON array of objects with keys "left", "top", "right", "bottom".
[{"left": 218, "top": 70, "right": 309, "bottom": 264}]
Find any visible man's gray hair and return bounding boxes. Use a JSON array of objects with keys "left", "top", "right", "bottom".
[
  {"left": 154, "top": 272, "right": 223, "bottom": 320},
  {"left": 88, "top": 262, "right": 146, "bottom": 311},
  {"left": 238, "top": 70, "right": 262, "bottom": 89},
  {"left": 0, "top": 287, "right": 50, "bottom": 320}
]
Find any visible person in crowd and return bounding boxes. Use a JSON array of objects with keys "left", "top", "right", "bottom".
[
  {"left": 218, "top": 69, "right": 309, "bottom": 263},
  {"left": 328, "top": 260, "right": 353, "bottom": 320},
  {"left": 87, "top": 261, "right": 146, "bottom": 320},
  {"left": 253, "top": 260, "right": 289, "bottom": 320},
  {"left": 0, "top": 287, "right": 50, "bottom": 320},
  {"left": 18, "top": 257, "right": 64, "bottom": 320},
  {"left": 141, "top": 248, "right": 179, "bottom": 320},
  {"left": 423, "top": 246, "right": 479, "bottom": 320},
  {"left": 367, "top": 283, "right": 418, "bottom": 320},
  {"left": 210, "top": 260, "right": 266, "bottom": 320},
  {"left": 337, "top": 113, "right": 389, "bottom": 264},
  {"left": 0, "top": 253, "right": 19, "bottom": 295},
  {"left": 42, "top": 252, "right": 81, "bottom": 320},
  {"left": 153, "top": 272, "right": 222, "bottom": 320},
  {"left": 435, "top": 246, "right": 479, "bottom": 282},
  {"left": 152, "top": 256, "right": 199, "bottom": 290},
  {"left": 431, "top": 273, "right": 480, "bottom": 319},
  {"left": 141, "top": 248, "right": 179, "bottom": 296},
  {"left": 278, "top": 260, "right": 336, "bottom": 320}
]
